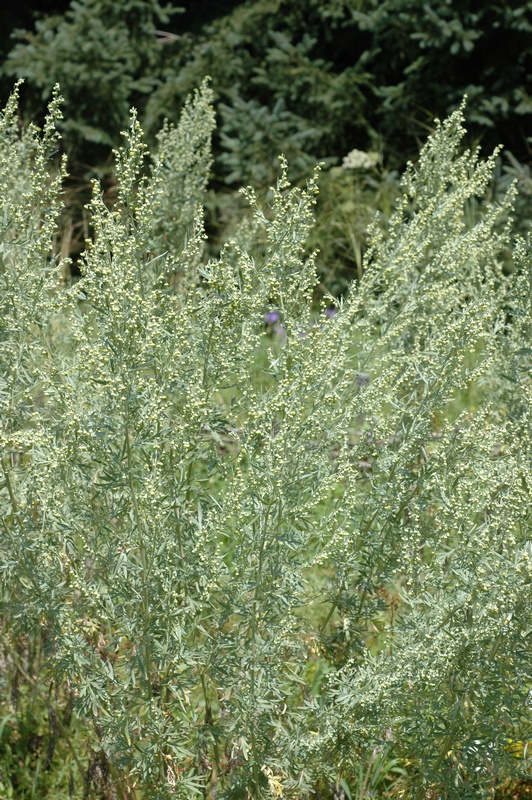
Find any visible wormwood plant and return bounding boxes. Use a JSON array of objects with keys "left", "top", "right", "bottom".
[{"left": 1, "top": 81, "right": 531, "bottom": 799}]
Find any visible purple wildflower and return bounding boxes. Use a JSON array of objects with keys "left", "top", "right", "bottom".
[{"left": 265, "top": 310, "right": 280, "bottom": 324}]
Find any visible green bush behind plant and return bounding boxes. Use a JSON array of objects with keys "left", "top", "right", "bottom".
[
  {"left": 3, "top": 0, "right": 531, "bottom": 290},
  {"left": 1, "top": 83, "right": 532, "bottom": 799},
  {"left": 4, "top": 0, "right": 532, "bottom": 174}
]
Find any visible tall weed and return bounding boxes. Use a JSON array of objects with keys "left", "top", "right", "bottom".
[{"left": 0, "top": 84, "right": 531, "bottom": 799}]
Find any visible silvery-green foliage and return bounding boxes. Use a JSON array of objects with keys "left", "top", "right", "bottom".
[
  {"left": 0, "top": 80, "right": 67, "bottom": 420},
  {"left": 1, "top": 83, "right": 531, "bottom": 800},
  {"left": 308, "top": 113, "right": 532, "bottom": 797},
  {"left": 144, "top": 78, "right": 216, "bottom": 268},
  {"left": 0, "top": 81, "right": 75, "bottom": 636}
]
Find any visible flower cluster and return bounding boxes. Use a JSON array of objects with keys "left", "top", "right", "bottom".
[{"left": 342, "top": 148, "right": 380, "bottom": 170}]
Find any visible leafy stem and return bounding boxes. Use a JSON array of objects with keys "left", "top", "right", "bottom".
[{"left": 125, "top": 424, "right": 152, "bottom": 699}]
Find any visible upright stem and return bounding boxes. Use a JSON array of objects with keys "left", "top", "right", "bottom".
[
  {"left": 1, "top": 458, "right": 20, "bottom": 515},
  {"left": 250, "top": 526, "right": 261, "bottom": 795},
  {"left": 249, "top": 637, "right": 259, "bottom": 795},
  {"left": 202, "top": 318, "right": 216, "bottom": 389},
  {"left": 125, "top": 427, "right": 152, "bottom": 698},
  {"left": 249, "top": 503, "right": 272, "bottom": 797},
  {"left": 201, "top": 672, "right": 222, "bottom": 794}
]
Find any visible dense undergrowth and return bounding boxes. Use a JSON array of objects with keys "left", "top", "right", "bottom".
[{"left": 1, "top": 82, "right": 532, "bottom": 799}]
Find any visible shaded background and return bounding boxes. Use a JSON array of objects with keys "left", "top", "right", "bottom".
[{"left": 1, "top": 0, "right": 530, "bottom": 288}]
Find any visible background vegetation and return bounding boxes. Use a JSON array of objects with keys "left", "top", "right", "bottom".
[{"left": 0, "top": 0, "right": 530, "bottom": 288}]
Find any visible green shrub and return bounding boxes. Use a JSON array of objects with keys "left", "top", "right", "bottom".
[
  {"left": 1, "top": 83, "right": 531, "bottom": 799},
  {"left": 4, "top": 0, "right": 531, "bottom": 292},
  {"left": 3, "top": 0, "right": 181, "bottom": 155},
  {"left": 10, "top": 0, "right": 532, "bottom": 173}
]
